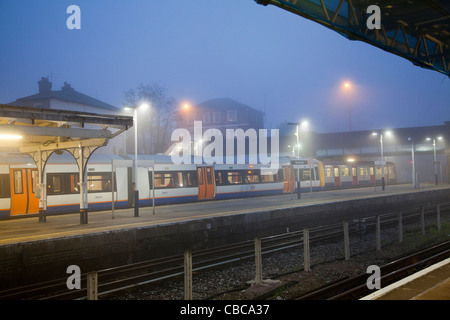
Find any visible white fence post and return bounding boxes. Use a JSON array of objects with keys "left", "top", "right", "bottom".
[
  {"left": 254, "top": 238, "right": 263, "bottom": 284},
  {"left": 184, "top": 251, "right": 193, "bottom": 300},
  {"left": 87, "top": 271, "right": 98, "bottom": 300}
]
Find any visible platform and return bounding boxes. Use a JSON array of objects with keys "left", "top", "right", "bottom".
[
  {"left": 0, "top": 183, "right": 449, "bottom": 246},
  {"left": 361, "top": 258, "right": 450, "bottom": 300}
]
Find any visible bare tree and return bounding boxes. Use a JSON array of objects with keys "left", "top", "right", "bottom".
[{"left": 124, "top": 83, "right": 177, "bottom": 154}]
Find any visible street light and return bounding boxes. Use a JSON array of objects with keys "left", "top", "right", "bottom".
[
  {"left": 426, "top": 136, "right": 443, "bottom": 185},
  {"left": 372, "top": 130, "right": 391, "bottom": 191},
  {"left": 287, "top": 120, "right": 308, "bottom": 158},
  {"left": 125, "top": 102, "right": 149, "bottom": 217},
  {"left": 287, "top": 120, "right": 309, "bottom": 199},
  {"left": 408, "top": 137, "right": 417, "bottom": 188}
]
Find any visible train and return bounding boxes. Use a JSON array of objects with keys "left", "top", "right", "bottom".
[{"left": 0, "top": 153, "right": 396, "bottom": 218}]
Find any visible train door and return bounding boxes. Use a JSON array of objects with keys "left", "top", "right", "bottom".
[
  {"left": 197, "top": 166, "right": 215, "bottom": 200},
  {"left": 334, "top": 166, "right": 341, "bottom": 186},
  {"left": 352, "top": 166, "right": 358, "bottom": 185},
  {"left": 10, "top": 168, "right": 39, "bottom": 215},
  {"left": 282, "top": 166, "right": 294, "bottom": 193},
  {"left": 369, "top": 166, "right": 375, "bottom": 184}
]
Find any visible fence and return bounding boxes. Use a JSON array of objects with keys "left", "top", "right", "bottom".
[{"left": 84, "top": 202, "right": 448, "bottom": 300}]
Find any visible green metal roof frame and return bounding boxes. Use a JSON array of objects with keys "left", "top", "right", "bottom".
[{"left": 255, "top": 0, "right": 450, "bottom": 77}]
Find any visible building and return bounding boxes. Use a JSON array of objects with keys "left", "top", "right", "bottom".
[
  {"left": 8, "top": 77, "right": 127, "bottom": 155},
  {"left": 280, "top": 122, "right": 450, "bottom": 184},
  {"left": 9, "top": 77, "right": 120, "bottom": 114},
  {"left": 179, "top": 98, "right": 265, "bottom": 135}
]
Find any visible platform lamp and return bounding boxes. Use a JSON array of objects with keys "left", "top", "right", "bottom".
[
  {"left": 287, "top": 121, "right": 308, "bottom": 199},
  {"left": 372, "top": 130, "right": 391, "bottom": 191},
  {"left": 125, "top": 102, "right": 149, "bottom": 217},
  {"left": 426, "top": 136, "right": 443, "bottom": 185},
  {"left": 408, "top": 137, "right": 417, "bottom": 188}
]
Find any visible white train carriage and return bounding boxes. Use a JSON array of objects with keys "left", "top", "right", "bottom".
[
  {"left": 0, "top": 153, "right": 326, "bottom": 218},
  {"left": 323, "top": 161, "right": 396, "bottom": 189}
]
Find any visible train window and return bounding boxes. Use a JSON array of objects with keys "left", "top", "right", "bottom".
[
  {"left": 389, "top": 166, "right": 396, "bottom": 178},
  {"left": 334, "top": 167, "right": 340, "bottom": 177},
  {"left": 243, "top": 170, "right": 259, "bottom": 183},
  {"left": 375, "top": 166, "right": 382, "bottom": 177},
  {"left": 13, "top": 170, "right": 23, "bottom": 194},
  {"left": 197, "top": 168, "right": 203, "bottom": 185},
  {"left": 0, "top": 174, "right": 10, "bottom": 198},
  {"left": 370, "top": 167, "right": 374, "bottom": 175},
  {"left": 154, "top": 173, "right": 176, "bottom": 188},
  {"left": 261, "top": 173, "right": 278, "bottom": 183},
  {"left": 51, "top": 175, "right": 62, "bottom": 193},
  {"left": 352, "top": 167, "right": 356, "bottom": 177},
  {"left": 314, "top": 167, "right": 319, "bottom": 180},
  {"left": 228, "top": 171, "right": 242, "bottom": 184},
  {"left": 87, "top": 175, "right": 113, "bottom": 192},
  {"left": 360, "top": 168, "right": 369, "bottom": 176},
  {"left": 31, "top": 170, "right": 39, "bottom": 194},
  {"left": 71, "top": 174, "right": 80, "bottom": 193},
  {"left": 325, "top": 167, "right": 333, "bottom": 177},
  {"left": 184, "top": 171, "right": 197, "bottom": 187},
  {"left": 206, "top": 168, "right": 212, "bottom": 184},
  {"left": 342, "top": 167, "right": 350, "bottom": 177},
  {"left": 300, "top": 169, "right": 311, "bottom": 181}
]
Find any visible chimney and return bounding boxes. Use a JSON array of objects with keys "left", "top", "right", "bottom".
[
  {"left": 38, "top": 77, "right": 52, "bottom": 93},
  {"left": 62, "top": 82, "right": 74, "bottom": 93}
]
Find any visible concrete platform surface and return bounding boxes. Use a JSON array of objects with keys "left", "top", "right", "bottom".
[{"left": 0, "top": 183, "right": 448, "bottom": 246}]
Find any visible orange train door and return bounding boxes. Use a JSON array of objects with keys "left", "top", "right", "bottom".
[
  {"left": 10, "top": 168, "right": 39, "bottom": 215},
  {"left": 197, "top": 166, "right": 215, "bottom": 200},
  {"left": 282, "top": 165, "right": 294, "bottom": 193}
]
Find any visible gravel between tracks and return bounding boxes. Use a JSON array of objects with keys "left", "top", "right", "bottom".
[{"left": 110, "top": 215, "right": 450, "bottom": 300}]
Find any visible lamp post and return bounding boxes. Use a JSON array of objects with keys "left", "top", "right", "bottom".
[
  {"left": 372, "top": 131, "right": 391, "bottom": 191},
  {"left": 287, "top": 121, "right": 309, "bottom": 199},
  {"left": 408, "top": 137, "right": 417, "bottom": 188},
  {"left": 426, "top": 136, "right": 443, "bottom": 185},
  {"left": 125, "top": 102, "right": 149, "bottom": 217}
]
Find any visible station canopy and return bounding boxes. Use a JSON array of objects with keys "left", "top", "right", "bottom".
[
  {"left": 256, "top": 0, "right": 450, "bottom": 77},
  {"left": 0, "top": 104, "right": 133, "bottom": 154}
]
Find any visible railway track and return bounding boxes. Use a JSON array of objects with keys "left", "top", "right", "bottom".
[
  {"left": 293, "top": 240, "right": 450, "bottom": 300},
  {"left": 0, "top": 202, "right": 448, "bottom": 300}
]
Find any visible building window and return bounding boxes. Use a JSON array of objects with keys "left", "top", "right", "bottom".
[
  {"left": 227, "top": 110, "right": 237, "bottom": 122},
  {"left": 203, "top": 112, "right": 211, "bottom": 123},
  {"left": 213, "top": 112, "right": 221, "bottom": 123}
]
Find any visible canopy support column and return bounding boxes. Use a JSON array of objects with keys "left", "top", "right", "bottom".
[
  {"left": 28, "top": 148, "right": 51, "bottom": 223},
  {"left": 67, "top": 142, "right": 102, "bottom": 225}
]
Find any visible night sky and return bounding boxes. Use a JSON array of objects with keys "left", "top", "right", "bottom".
[{"left": 1, "top": 0, "right": 449, "bottom": 133}]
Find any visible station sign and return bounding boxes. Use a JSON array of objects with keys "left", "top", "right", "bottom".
[{"left": 290, "top": 160, "right": 309, "bottom": 165}]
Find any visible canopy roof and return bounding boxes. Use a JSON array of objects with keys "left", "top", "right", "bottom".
[{"left": 256, "top": 0, "right": 450, "bottom": 77}]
